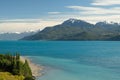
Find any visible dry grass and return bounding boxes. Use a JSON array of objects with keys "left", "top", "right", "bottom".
[{"left": 0, "top": 72, "right": 24, "bottom": 80}]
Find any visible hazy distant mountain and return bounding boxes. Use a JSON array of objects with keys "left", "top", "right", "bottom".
[
  {"left": 0, "top": 31, "right": 37, "bottom": 40},
  {"left": 21, "top": 18, "right": 120, "bottom": 41}
]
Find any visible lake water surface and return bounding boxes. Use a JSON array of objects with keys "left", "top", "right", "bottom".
[{"left": 0, "top": 41, "right": 120, "bottom": 80}]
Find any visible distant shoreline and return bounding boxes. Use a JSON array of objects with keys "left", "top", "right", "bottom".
[{"left": 20, "top": 56, "right": 43, "bottom": 77}]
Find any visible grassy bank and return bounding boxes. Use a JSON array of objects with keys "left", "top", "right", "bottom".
[{"left": 0, "top": 72, "right": 24, "bottom": 80}]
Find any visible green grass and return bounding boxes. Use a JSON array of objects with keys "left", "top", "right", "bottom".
[{"left": 0, "top": 72, "right": 24, "bottom": 80}]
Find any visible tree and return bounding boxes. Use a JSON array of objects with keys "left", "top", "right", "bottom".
[{"left": 23, "top": 60, "right": 32, "bottom": 77}]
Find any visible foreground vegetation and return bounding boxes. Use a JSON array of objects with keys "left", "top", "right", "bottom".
[{"left": 0, "top": 53, "right": 35, "bottom": 80}]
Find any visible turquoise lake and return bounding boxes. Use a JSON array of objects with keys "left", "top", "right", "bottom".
[{"left": 0, "top": 41, "right": 120, "bottom": 80}]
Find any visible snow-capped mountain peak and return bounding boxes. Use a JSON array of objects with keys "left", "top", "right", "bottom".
[{"left": 68, "top": 18, "right": 78, "bottom": 23}]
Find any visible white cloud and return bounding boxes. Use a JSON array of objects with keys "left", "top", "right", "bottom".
[
  {"left": 66, "top": 6, "right": 102, "bottom": 11},
  {"left": 0, "top": 19, "right": 42, "bottom": 23},
  {"left": 0, "top": 19, "right": 61, "bottom": 33},
  {"left": 48, "top": 12, "right": 61, "bottom": 15},
  {"left": 92, "top": 0, "right": 120, "bottom": 6},
  {"left": 77, "top": 15, "right": 120, "bottom": 23},
  {"left": 47, "top": 13, "right": 120, "bottom": 24},
  {"left": 66, "top": 6, "right": 120, "bottom": 15}
]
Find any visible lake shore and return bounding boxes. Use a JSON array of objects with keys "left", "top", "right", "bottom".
[{"left": 20, "top": 56, "right": 43, "bottom": 77}]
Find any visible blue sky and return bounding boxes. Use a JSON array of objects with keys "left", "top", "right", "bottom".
[
  {"left": 0, "top": 0, "right": 120, "bottom": 33},
  {"left": 0, "top": 0, "right": 90, "bottom": 19}
]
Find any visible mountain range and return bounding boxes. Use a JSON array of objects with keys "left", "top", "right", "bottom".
[
  {"left": 21, "top": 18, "right": 120, "bottom": 41},
  {"left": 0, "top": 31, "right": 37, "bottom": 40}
]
